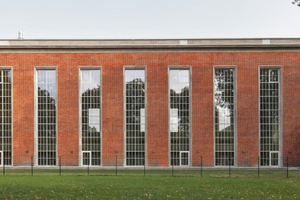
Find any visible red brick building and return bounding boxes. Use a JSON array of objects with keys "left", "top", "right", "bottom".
[{"left": 0, "top": 38, "right": 299, "bottom": 167}]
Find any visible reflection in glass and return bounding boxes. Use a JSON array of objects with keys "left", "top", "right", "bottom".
[
  {"left": 170, "top": 69, "right": 190, "bottom": 166},
  {"left": 0, "top": 70, "right": 12, "bottom": 165},
  {"left": 81, "top": 70, "right": 101, "bottom": 166},
  {"left": 37, "top": 70, "right": 57, "bottom": 165},
  {"left": 214, "top": 69, "right": 235, "bottom": 166},
  {"left": 260, "top": 69, "right": 280, "bottom": 166},
  {"left": 125, "top": 69, "right": 145, "bottom": 166}
]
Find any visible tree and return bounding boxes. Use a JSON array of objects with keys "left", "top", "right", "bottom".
[
  {"left": 81, "top": 85, "right": 101, "bottom": 165},
  {"left": 37, "top": 87, "right": 57, "bottom": 165},
  {"left": 125, "top": 78, "right": 146, "bottom": 165},
  {"left": 214, "top": 69, "right": 235, "bottom": 166},
  {"left": 170, "top": 86, "right": 190, "bottom": 132},
  {"left": 292, "top": 0, "right": 300, "bottom": 6},
  {"left": 214, "top": 69, "right": 234, "bottom": 122},
  {"left": 126, "top": 78, "right": 145, "bottom": 124}
]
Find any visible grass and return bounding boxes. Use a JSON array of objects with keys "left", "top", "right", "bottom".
[
  {"left": 1, "top": 168, "right": 300, "bottom": 178},
  {"left": 0, "top": 175, "right": 299, "bottom": 199}
]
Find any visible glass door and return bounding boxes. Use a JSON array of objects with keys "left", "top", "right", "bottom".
[
  {"left": 270, "top": 151, "right": 279, "bottom": 166},
  {"left": 0, "top": 151, "right": 2, "bottom": 166},
  {"left": 82, "top": 151, "right": 91, "bottom": 166},
  {"left": 180, "top": 151, "right": 189, "bottom": 166}
]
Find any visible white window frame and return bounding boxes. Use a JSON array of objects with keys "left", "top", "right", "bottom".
[
  {"left": 123, "top": 66, "right": 147, "bottom": 166},
  {"left": 34, "top": 67, "right": 57, "bottom": 166},
  {"left": 168, "top": 66, "right": 192, "bottom": 167},
  {"left": 0, "top": 151, "right": 2, "bottom": 166},
  {"left": 213, "top": 66, "right": 237, "bottom": 167},
  {"left": 258, "top": 66, "right": 282, "bottom": 167},
  {"left": 269, "top": 69, "right": 279, "bottom": 83},
  {"left": 180, "top": 151, "right": 189, "bottom": 166},
  {"left": 81, "top": 151, "right": 92, "bottom": 166},
  {"left": 270, "top": 151, "right": 279, "bottom": 167},
  {"left": 78, "top": 67, "right": 102, "bottom": 166},
  {"left": 0, "top": 67, "right": 13, "bottom": 166}
]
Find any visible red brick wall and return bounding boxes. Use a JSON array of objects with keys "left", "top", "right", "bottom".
[{"left": 0, "top": 52, "right": 298, "bottom": 166}]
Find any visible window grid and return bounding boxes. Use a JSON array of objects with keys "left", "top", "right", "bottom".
[
  {"left": 169, "top": 69, "right": 190, "bottom": 166},
  {"left": 260, "top": 69, "right": 280, "bottom": 166},
  {"left": 125, "top": 69, "right": 145, "bottom": 166},
  {"left": 37, "top": 70, "right": 56, "bottom": 165},
  {"left": 0, "top": 70, "right": 12, "bottom": 165},
  {"left": 214, "top": 68, "right": 235, "bottom": 166},
  {"left": 81, "top": 69, "right": 101, "bottom": 166}
]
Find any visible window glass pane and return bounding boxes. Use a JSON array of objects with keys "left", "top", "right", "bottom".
[
  {"left": 37, "top": 69, "right": 56, "bottom": 166},
  {"left": 0, "top": 70, "right": 12, "bottom": 165},
  {"left": 260, "top": 69, "right": 280, "bottom": 166},
  {"left": 125, "top": 69, "right": 145, "bottom": 166},
  {"left": 170, "top": 69, "right": 190, "bottom": 166},
  {"left": 82, "top": 70, "right": 90, "bottom": 83},
  {"left": 81, "top": 69, "right": 101, "bottom": 166},
  {"left": 214, "top": 68, "right": 235, "bottom": 166}
]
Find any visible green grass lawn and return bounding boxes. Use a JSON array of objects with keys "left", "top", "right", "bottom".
[
  {"left": 0, "top": 175, "right": 299, "bottom": 199},
  {"left": 1, "top": 168, "right": 300, "bottom": 178}
]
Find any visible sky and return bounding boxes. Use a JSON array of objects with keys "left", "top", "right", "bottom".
[{"left": 0, "top": 0, "right": 299, "bottom": 39}]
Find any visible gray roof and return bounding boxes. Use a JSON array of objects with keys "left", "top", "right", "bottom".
[{"left": 1, "top": 38, "right": 300, "bottom": 51}]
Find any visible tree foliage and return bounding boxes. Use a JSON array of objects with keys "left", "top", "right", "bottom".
[
  {"left": 126, "top": 78, "right": 145, "bottom": 123},
  {"left": 292, "top": 0, "right": 300, "bottom": 6}
]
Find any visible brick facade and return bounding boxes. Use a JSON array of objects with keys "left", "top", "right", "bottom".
[{"left": 0, "top": 49, "right": 299, "bottom": 166}]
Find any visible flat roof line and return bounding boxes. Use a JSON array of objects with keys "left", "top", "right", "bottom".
[{"left": 0, "top": 38, "right": 300, "bottom": 49}]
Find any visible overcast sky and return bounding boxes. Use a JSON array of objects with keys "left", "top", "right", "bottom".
[{"left": 0, "top": 0, "right": 299, "bottom": 39}]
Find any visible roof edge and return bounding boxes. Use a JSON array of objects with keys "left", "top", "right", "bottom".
[{"left": 0, "top": 38, "right": 300, "bottom": 49}]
